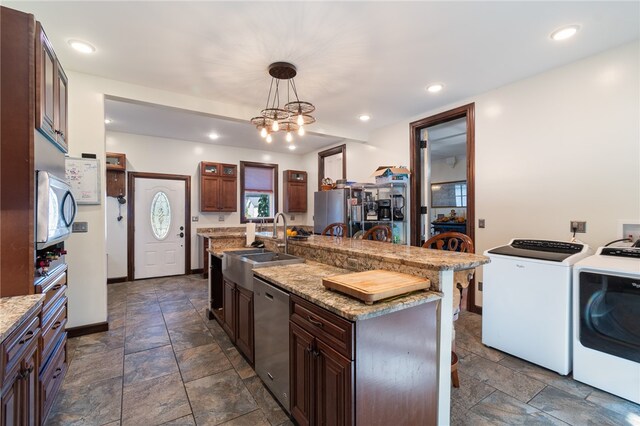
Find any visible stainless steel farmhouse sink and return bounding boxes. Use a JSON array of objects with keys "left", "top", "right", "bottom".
[
  {"left": 240, "top": 252, "right": 303, "bottom": 266},
  {"left": 222, "top": 250, "right": 304, "bottom": 291}
]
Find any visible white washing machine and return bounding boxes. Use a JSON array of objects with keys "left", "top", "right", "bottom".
[
  {"left": 573, "top": 246, "right": 640, "bottom": 404},
  {"left": 483, "top": 239, "right": 592, "bottom": 375}
]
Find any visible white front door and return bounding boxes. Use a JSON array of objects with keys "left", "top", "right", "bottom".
[{"left": 134, "top": 178, "right": 186, "bottom": 279}]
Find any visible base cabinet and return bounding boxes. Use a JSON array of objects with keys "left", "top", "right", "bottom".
[
  {"left": 221, "top": 278, "right": 254, "bottom": 364},
  {"left": 1, "top": 308, "right": 41, "bottom": 426},
  {"left": 289, "top": 296, "right": 354, "bottom": 426}
]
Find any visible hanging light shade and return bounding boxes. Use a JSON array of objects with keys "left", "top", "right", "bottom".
[{"left": 252, "top": 62, "right": 316, "bottom": 144}]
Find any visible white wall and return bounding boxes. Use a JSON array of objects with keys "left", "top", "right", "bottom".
[
  {"left": 105, "top": 131, "right": 310, "bottom": 277},
  {"left": 67, "top": 40, "right": 639, "bottom": 326},
  {"left": 431, "top": 155, "right": 467, "bottom": 183},
  {"left": 366, "top": 41, "right": 640, "bottom": 305}
]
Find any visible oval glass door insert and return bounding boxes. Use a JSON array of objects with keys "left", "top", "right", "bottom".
[{"left": 150, "top": 191, "right": 171, "bottom": 240}]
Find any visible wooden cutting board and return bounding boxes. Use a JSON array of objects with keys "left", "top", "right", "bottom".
[{"left": 322, "top": 270, "right": 430, "bottom": 305}]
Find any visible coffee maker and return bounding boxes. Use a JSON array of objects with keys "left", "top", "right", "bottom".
[
  {"left": 378, "top": 199, "right": 391, "bottom": 221},
  {"left": 392, "top": 194, "right": 405, "bottom": 221}
]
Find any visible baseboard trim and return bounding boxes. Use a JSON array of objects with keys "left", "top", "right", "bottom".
[
  {"left": 107, "top": 276, "right": 128, "bottom": 284},
  {"left": 67, "top": 322, "right": 109, "bottom": 338},
  {"left": 190, "top": 268, "right": 204, "bottom": 275}
]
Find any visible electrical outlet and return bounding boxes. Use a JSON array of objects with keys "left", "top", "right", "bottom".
[
  {"left": 478, "top": 281, "right": 483, "bottom": 291},
  {"left": 621, "top": 222, "right": 640, "bottom": 243},
  {"left": 218, "top": 215, "right": 225, "bottom": 222},
  {"left": 191, "top": 216, "right": 199, "bottom": 222},
  {"left": 290, "top": 215, "right": 295, "bottom": 221},
  {"left": 570, "top": 221, "right": 587, "bottom": 233}
]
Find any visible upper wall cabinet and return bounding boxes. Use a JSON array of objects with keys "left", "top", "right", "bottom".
[
  {"left": 284, "top": 170, "right": 307, "bottom": 213},
  {"left": 200, "top": 162, "right": 237, "bottom": 212},
  {"left": 35, "top": 22, "right": 68, "bottom": 152}
]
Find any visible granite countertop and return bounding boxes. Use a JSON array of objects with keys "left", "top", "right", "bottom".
[
  {"left": 253, "top": 261, "right": 442, "bottom": 321},
  {"left": 197, "top": 232, "right": 245, "bottom": 239},
  {"left": 261, "top": 234, "right": 489, "bottom": 271},
  {"left": 0, "top": 294, "right": 45, "bottom": 342}
]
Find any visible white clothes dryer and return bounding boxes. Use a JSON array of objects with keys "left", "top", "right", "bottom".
[{"left": 573, "top": 247, "right": 640, "bottom": 404}]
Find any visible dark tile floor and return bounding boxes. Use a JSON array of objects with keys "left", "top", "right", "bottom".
[
  {"left": 45, "top": 274, "right": 640, "bottom": 425},
  {"left": 46, "top": 274, "right": 292, "bottom": 426},
  {"left": 451, "top": 310, "right": 640, "bottom": 425}
]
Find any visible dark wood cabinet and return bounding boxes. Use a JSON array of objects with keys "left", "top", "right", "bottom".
[
  {"left": 1, "top": 306, "right": 41, "bottom": 426},
  {"left": 200, "top": 162, "right": 237, "bottom": 212},
  {"left": 289, "top": 295, "right": 353, "bottom": 426},
  {"left": 220, "top": 278, "right": 254, "bottom": 364},
  {"left": 290, "top": 323, "right": 314, "bottom": 426},
  {"left": 35, "top": 22, "right": 67, "bottom": 152},
  {"left": 284, "top": 170, "right": 307, "bottom": 213},
  {"left": 235, "top": 286, "right": 254, "bottom": 365},
  {"left": 106, "top": 152, "right": 127, "bottom": 197},
  {"left": 222, "top": 279, "right": 236, "bottom": 340},
  {"left": 315, "top": 340, "right": 352, "bottom": 426}
]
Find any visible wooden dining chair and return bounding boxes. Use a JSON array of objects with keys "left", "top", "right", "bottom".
[
  {"left": 422, "top": 231, "right": 474, "bottom": 253},
  {"left": 422, "top": 231, "right": 475, "bottom": 388},
  {"left": 362, "top": 225, "right": 392, "bottom": 242},
  {"left": 321, "top": 222, "right": 348, "bottom": 237}
]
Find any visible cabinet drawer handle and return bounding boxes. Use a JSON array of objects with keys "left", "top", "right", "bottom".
[
  {"left": 19, "top": 331, "right": 35, "bottom": 345},
  {"left": 51, "top": 284, "right": 62, "bottom": 291},
  {"left": 52, "top": 321, "right": 62, "bottom": 330},
  {"left": 52, "top": 368, "right": 63, "bottom": 379},
  {"left": 307, "top": 316, "right": 324, "bottom": 328}
]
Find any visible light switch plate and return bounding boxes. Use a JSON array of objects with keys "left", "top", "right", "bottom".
[{"left": 479, "top": 219, "right": 485, "bottom": 228}]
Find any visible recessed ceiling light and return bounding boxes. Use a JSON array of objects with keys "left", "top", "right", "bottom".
[
  {"left": 104, "top": 119, "right": 112, "bottom": 124},
  {"left": 359, "top": 114, "right": 371, "bottom": 122},
  {"left": 426, "top": 83, "right": 444, "bottom": 93},
  {"left": 288, "top": 145, "right": 296, "bottom": 150},
  {"left": 208, "top": 133, "right": 219, "bottom": 140},
  {"left": 68, "top": 39, "right": 95, "bottom": 54},
  {"left": 550, "top": 25, "right": 580, "bottom": 41}
]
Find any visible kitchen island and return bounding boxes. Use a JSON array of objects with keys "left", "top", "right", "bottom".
[{"left": 208, "top": 233, "right": 489, "bottom": 425}]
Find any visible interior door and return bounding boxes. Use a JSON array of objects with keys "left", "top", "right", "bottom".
[{"left": 134, "top": 178, "right": 186, "bottom": 279}]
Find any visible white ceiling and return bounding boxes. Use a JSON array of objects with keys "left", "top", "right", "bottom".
[
  {"left": 426, "top": 118, "right": 467, "bottom": 161},
  {"left": 6, "top": 1, "right": 639, "bottom": 144},
  {"left": 104, "top": 97, "right": 343, "bottom": 154}
]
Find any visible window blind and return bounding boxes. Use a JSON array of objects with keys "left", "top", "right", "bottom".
[{"left": 245, "top": 166, "right": 274, "bottom": 192}]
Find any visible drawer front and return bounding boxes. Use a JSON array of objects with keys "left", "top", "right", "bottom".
[
  {"left": 40, "top": 271, "right": 67, "bottom": 314},
  {"left": 40, "top": 335, "right": 67, "bottom": 420},
  {"left": 41, "top": 299, "right": 67, "bottom": 363},
  {"left": 290, "top": 295, "right": 353, "bottom": 360},
  {"left": 3, "top": 314, "right": 40, "bottom": 380}
]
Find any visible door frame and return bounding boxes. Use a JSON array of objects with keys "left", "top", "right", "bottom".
[
  {"left": 317, "top": 144, "right": 346, "bottom": 191},
  {"left": 409, "top": 103, "right": 480, "bottom": 313},
  {"left": 127, "top": 172, "right": 191, "bottom": 281}
]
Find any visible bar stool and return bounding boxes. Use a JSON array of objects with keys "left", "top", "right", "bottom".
[
  {"left": 321, "top": 222, "right": 348, "bottom": 237},
  {"left": 362, "top": 225, "right": 392, "bottom": 242},
  {"left": 423, "top": 232, "right": 475, "bottom": 388}
]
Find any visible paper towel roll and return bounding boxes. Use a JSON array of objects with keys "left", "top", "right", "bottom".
[{"left": 246, "top": 222, "right": 256, "bottom": 246}]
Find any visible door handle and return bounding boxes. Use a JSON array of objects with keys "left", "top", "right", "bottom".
[{"left": 177, "top": 232, "right": 184, "bottom": 238}]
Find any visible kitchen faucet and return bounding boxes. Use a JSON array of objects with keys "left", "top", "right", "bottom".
[{"left": 273, "top": 212, "right": 288, "bottom": 254}]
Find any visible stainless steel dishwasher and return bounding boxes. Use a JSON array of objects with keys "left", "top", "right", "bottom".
[{"left": 253, "top": 276, "right": 290, "bottom": 413}]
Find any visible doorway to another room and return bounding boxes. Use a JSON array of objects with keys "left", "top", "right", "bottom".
[
  {"left": 128, "top": 172, "right": 191, "bottom": 280},
  {"left": 410, "top": 103, "right": 479, "bottom": 313}
]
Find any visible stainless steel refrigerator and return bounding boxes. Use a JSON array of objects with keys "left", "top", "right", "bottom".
[{"left": 313, "top": 189, "right": 349, "bottom": 234}]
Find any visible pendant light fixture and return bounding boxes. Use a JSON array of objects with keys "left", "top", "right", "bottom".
[{"left": 251, "top": 62, "right": 315, "bottom": 144}]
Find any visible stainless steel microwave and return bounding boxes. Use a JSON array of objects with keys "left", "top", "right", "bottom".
[{"left": 36, "top": 171, "right": 76, "bottom": 249}]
